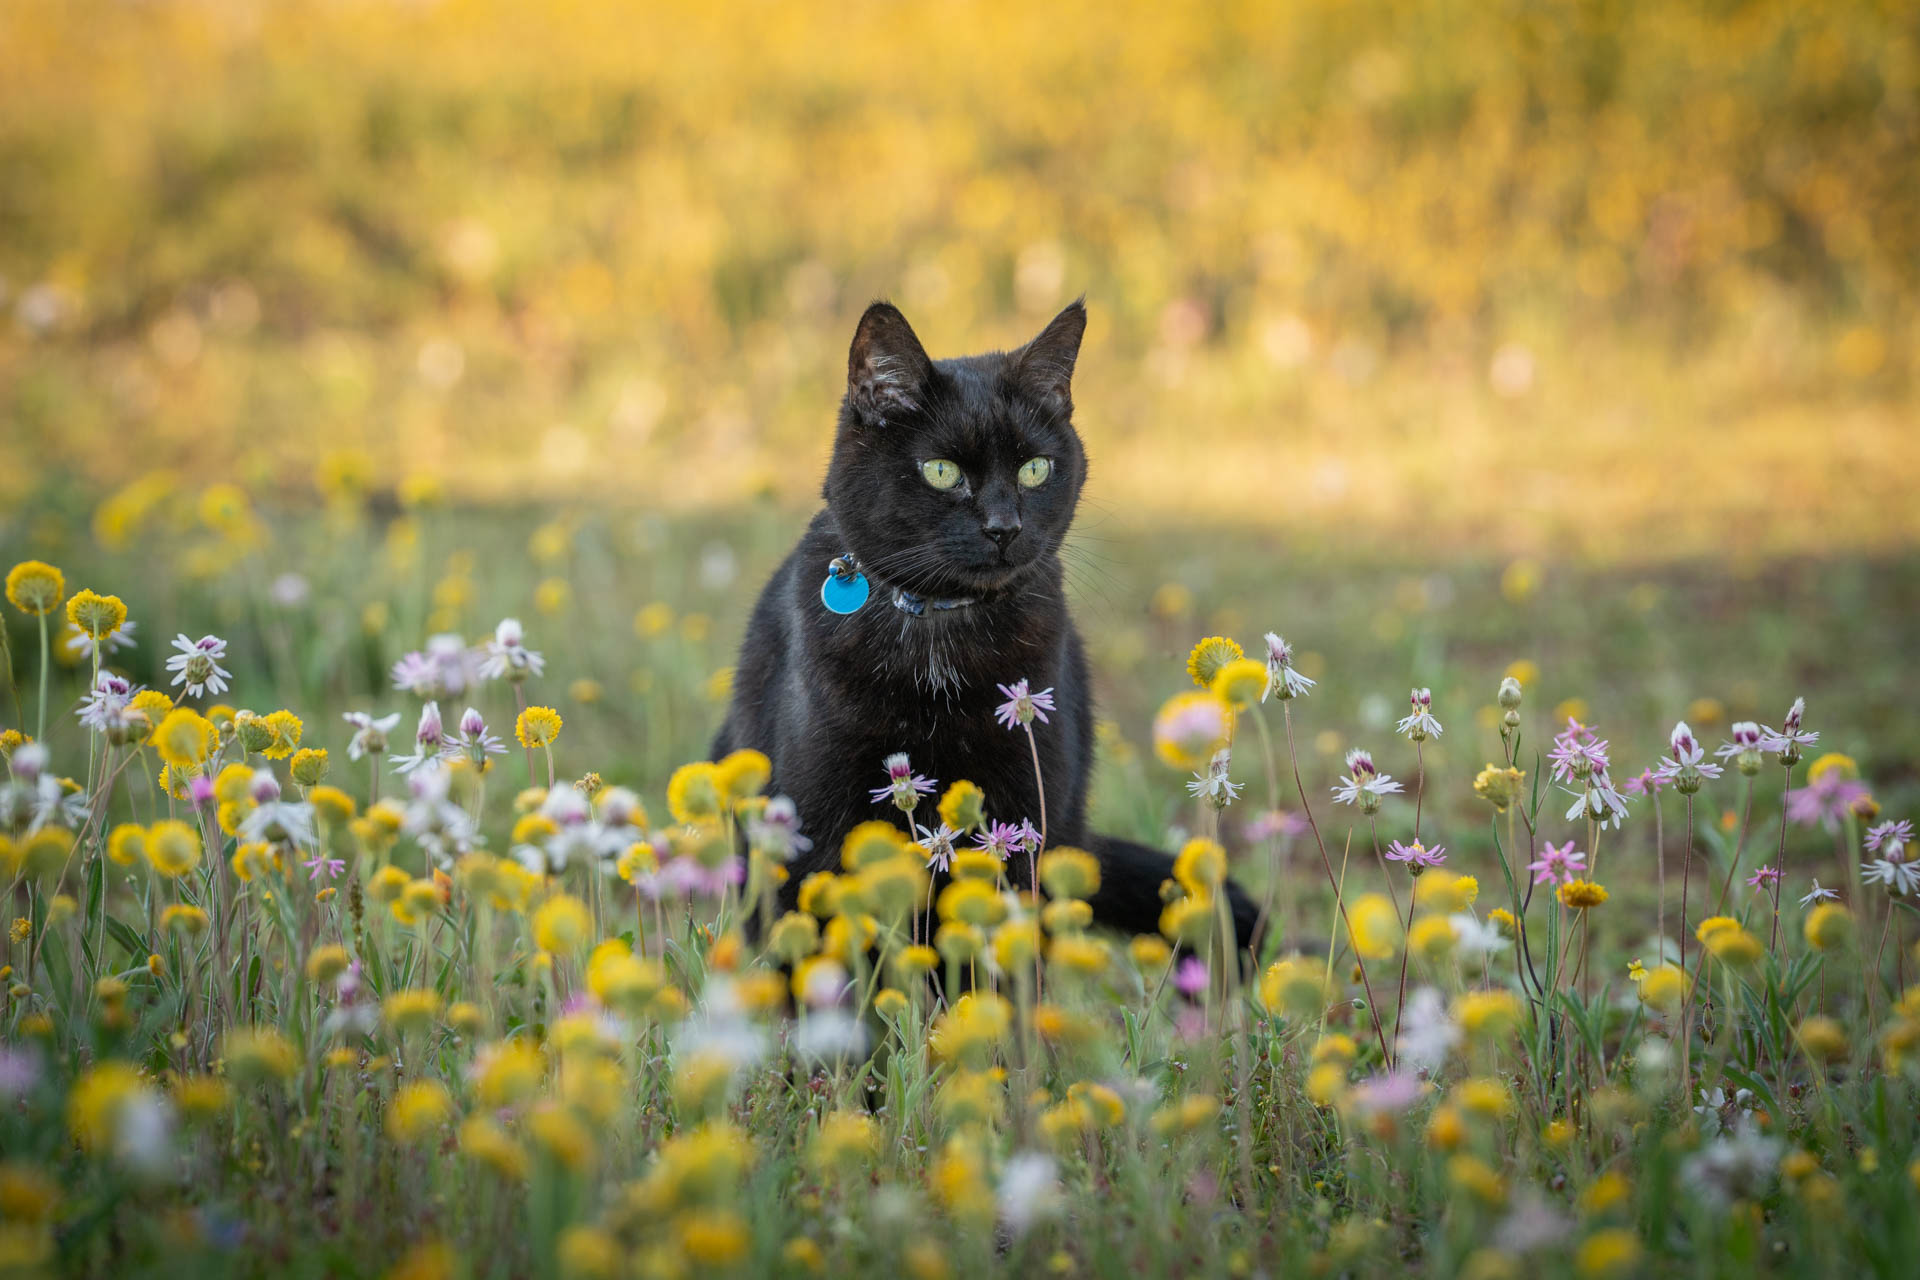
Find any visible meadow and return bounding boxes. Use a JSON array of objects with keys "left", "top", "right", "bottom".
[{"left": 5, "top": 0, "right": 1920, "bottom": 1276}]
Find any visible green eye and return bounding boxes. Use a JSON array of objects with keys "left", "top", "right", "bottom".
[
  {"left": 1018, "top": 457, "right": 1052, "bottom": 488},
  {"left": 921, "top": 459, "right": 962, "bottom": 491}
]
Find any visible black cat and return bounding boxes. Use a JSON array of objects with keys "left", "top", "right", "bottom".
[{"left": 711, "top": 299, "right": 1258, "bottom": 945}]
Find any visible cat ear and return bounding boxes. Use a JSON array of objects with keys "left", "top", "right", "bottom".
[
  {"left": 1012, "top": 298, "right": 1087, "bottom": 418},
  {"left": 846, "top": 302, "right": 934, "bottom": 424}
]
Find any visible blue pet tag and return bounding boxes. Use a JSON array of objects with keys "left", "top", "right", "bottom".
[{"left": 821, "top": 567, "right": 870, "bottom": 615}]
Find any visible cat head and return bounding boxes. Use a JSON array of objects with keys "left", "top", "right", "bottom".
[{"left": 824, "top": 300, "right": 1088, "bottom": 600}]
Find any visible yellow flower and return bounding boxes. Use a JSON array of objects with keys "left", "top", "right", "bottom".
[
  {"left": 383, "top": 989, "right": 443, "bottom": 1036},
  {"left": 260, "top": 710, "right": 304, "bottom": 760},
  {"left": 310, "top": 785, "right": 356, "bottom": 825},
  {"left": 937, "top": 779, "right": 986, "bottom": 833},
  {"left": 1157, "top": 894, "right": 1214, "bottom": 947},
  {"left": 1210, "top": 657, "right": 1268, "bottom": 709},
  {"left": 811, "top": 1111, "right": 881, "bottom": 1172},
  {"left": 1558, "top": 879, "right": 1609, "bottom": 910},
  {"left": 1258, "top": 955, "right": 1326, "bottom": 1018},
  {"left": 145, "top": 819, "right": 201, "bottom": 878},
  {"left": 65, "top": 588, "right": 127, "bottom": 639},
  {"left": 713, "top": 748, "right": 771, "bottom": 804},
  {"left": 1455, "top": 989, "right": 1521, "bottom": 1038},
  {"left": 460, "top": 1116, "right": 529, "bottom": 1181},
  {"left": 1574, "top": 1229, "right": 1642, "bottom": 1278},
  {"left": 306, "top": 944, "right": 351, "bottom": 984},
  {"left": 1186, "top": 635, "right": 1244, "bottom": 688},
  {"left": 1806, "top": 752, "right": 1857, "bottom": 783},
  {"left": 1348, "top": 892, "right": 1400, "bottom": 959},
  {"left": 1472, "top": 765, "right": 1525, "bottom": 811},
  {"left": 105, "top": 823, "right": 147, "bottom": 867},
  {"left": 387, "top": 1081, "right": 454, "bottom": 1144},
  {"left": 5, "top": 561, "right": 65, "bottom": 616},
  {"left": 151, "top": 709, "right": 214, "bottom": 771},
  {"left": 162, "top": 904, "right": 210, "bottom": 935},
  {"left": 223, "top": 1028, "right": 299, "bottom": 1084},
  {"left": 1173, "top": 837, "right": 1226, "bottom": 894},
  {"left": 533, "top": 894, "right": 591, "bottom": 954},
  {"left": 1637, "top": 965, "right": 1687, "bottom": 1013},
  {"left": 515, "top": 706, "right": 563, "bottom": 749},
  {"left": 678, "top": 1210, "right": 749, "bottom": 1266},
  {"left": 67, "top": 1062, "right": 151, "bottom": 1152},
  {"left": 1038, "top": 847, "right": 1100, "bottom": 899},
  {"left": 1703, "top": 927, "right": 1764, "bottom": 968},
  {"left": 1580, "top": 1171, "right": 1632, "bottom": 1216},
  {"left": 1804, "top": 903, "right": 1853, "bottom": 951},
  {"left": 289, "top": 747, "right": 330, "bottom": 786},
  {"left": 1447, "top": 1154, "right": 1507, "bottom": 1206},
  {"left": 1694, "top": 915, "right": 1739, "bottom": 943},
  {"left": 929, "top": 992, "right": 1013, "bottom": 1067},
  {"left": 666, "top": 761, "right": 722, "bottom": 823}
]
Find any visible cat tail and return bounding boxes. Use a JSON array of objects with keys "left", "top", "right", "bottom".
[{"left": 1083, "top": 833, "right": 1263, "bottom": 951}]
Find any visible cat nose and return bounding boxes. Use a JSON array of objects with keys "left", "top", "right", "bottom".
[{"left": 982, "top": 514, "right": 1022, "bottom": 549}]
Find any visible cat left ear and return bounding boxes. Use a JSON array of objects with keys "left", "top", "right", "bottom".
[
  {"left": 1013, "top": 298, "right": 1087, "bottom": 418},
  {"left": 847, "top": 302, "right": 935, "bottom": 424}
]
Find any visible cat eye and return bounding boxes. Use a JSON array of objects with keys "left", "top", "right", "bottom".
[
  {"left": 1018, "top": 457, "right": 1052, "bottom": 488},
  {"left": 921, "top": 458, "right": 963, "bottom": 491}
]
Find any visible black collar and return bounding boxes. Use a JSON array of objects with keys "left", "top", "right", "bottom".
[{"left": 890, "top": 587, "right": 978, "bottom": 617}]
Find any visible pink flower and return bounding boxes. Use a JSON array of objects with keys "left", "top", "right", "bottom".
[
  {"left": 1525, "top": 841, "right": 1586, "bottom": 885},
  {"left": 994, "top": 679, "right": 1056, "bottom": 730},
  {"left": 1385, "top": 839, "right": 1447, "bottom": 871},
  {"left": 870, "top": 752, "right": 937, "bottom": 808},
  {"left": 1173, "top": 956, "right": 1209, "bottom": 997},
  {"left": 1745, "top": 865, "right": 1782, "bottom": 890}
]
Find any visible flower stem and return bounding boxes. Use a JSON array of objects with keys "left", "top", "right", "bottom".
[{"left": 35, "top": 613, "right": 49, "bottom": 743}]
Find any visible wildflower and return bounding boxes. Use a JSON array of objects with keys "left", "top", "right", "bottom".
[
  {"left": 972, "top": 820, "right": 1022, "bottom": 860},
  {"left": 1760, "top": 696, "right": 1818, "bottom": 763},
  {"left": 1798, "top": 880, "right": 1839, "bottom": 907},
  {"left": 151, "top": 708, "right": 214, "bottom": 772},
  {"left": 746, "top": 794, "right": 811, "bottom": 861},
  {"left": 1561, "top": 770, "right": 1631, "bottom": 830},
  {"left": 998, "top": 1152, "right": 1063, "bottom": 1237},
  {"left": 1788, "top": 768, "right": 1869, "bottom": 831},
  {"left": 1261, "top": 632, "right": 1315, "bottom": 701},
  {"left": 1547, "top": 717, "right": 1610, "bottom": 783},
  {"left": 1472, "top": 764, "right": 1524, "bottom": 810},
  {"left": 1174, "top": 837, "right": 1227, "bottom": 894},
  {"left": 1038, "top": 847, "right": 1100, "bottom": 899},
  {"left": 870, "top": 752, "right": 936, "bottom": 810},
  {"left": 479, "top": 617, "right": 545, "bottom": 682},
  {"left": 514, "top": 705, "right": 562, "bottom": 749},
  {"left": 667, "top": 761, "right": 724, "bottom": 824},
  {"left": 1575, "top": 1229, "right": 1642, "bottom": 1278},
  {"left": 259, "top": 709, "right": 303, "bottom": 760},
  {"left": 1186, "top": 636, "right": 1243, "bottom": 688},
  {"left": 1558, "top": 880, "right": 1609, "bottom": 909},
  {"left": 1681, "top": 1123, "right": 1781, "bottom": 1209},
  {"left": 1331, "top": 749, "right": 1403, "bottom": 812},
  {"left": 1703, "top": 927, "right": 1764, "bottom": 967},
  {"left": 1865, "top": 819, "right": 1913, "bottom": 860},
  {"left": 1715, "top": 721, "right": 1766, "bottom": 775},
  {"left": 1619, "top": 767, "right": 1666, "bottom": 796},
  {"left": 1244, "top": 808, "right": 1307, "bottom": 842},
  {"left": 913, "top": 822, "right": 961, "bottom": 875},
  {"left": 67, "top": 1062, "right": 172, "bottom": 1174},
  {"left": 994, "top": 679, "right": 1055, "bottom": 729},
  {"left": 342, "top": 710, "right": 401, "bottom": 761},
  {"left": 533, "top": 894, "right": 591, "bottom": 954},
  {"left": 1396, "top": 687, "right": 1443, "bottom": 741},
  {"left": 387, "top": 1081, "right": 454, "bottom": 1144},
  {"left": 5, "top": 561, "right": 65, "bottom": 615},
  {"left": 391, "top": 634, "right": 482, "bottom": 699},
  {"left": 76, "top": 673, "right": 135, "bottom": 735},
  {"left": 223, "top": 1028, "right": 299, "bottom": 1085},
  {"left": 289, "top": 747, "right": 329, "bottom": 786},
  {"left": 937, "top": 780, "right": 986, "bottom": 832},
  {"left": 1803, "top": 902, "right": 1853, "bottom": 951},
  {"left": 1172, "top": 955, "right": 1209, "bottom": 997},
  {"left": 1744, "top": 865, "right": 1782, "bottom": 891},
  {"left": 165, "top": 634, "right": 232, "bottom": 699},
  {"left": 1152, "top": 691, "right": 1230, "bottom": 769},
  {"left": 1348, "top": 892, "right": 1400, "bottom": 959},
  {"left": 1448, "top": 913, "right": 1509, "bottom": 959},
  {"left": 1797, "top": 1015, "right": 1849, "bottom": 1062},
  {"left": 238, "top": 771, "right": 317, "bottom": 847},
  {"left": 1525, "top": 841, "right": 1585, "bottom": 885},
  {"left": 1862, "top": 858, "right": 1920, "bottom": 895},
  {"left": 1385, "top": 838, "right": 1446, "bottom": 874},
  {"left": 1186, "top": 747, "right": 1243, "bottom": 808},
  {"left": 446, "top": 706, "right": 507, "bottom": 763},
  {"left": 1653, "top": 721, "right": 1722, "bottom": 793},
  {"left": 391, "top": 702, "right": 447, "bottom": 774},
  {"left": 66, "top": 588, "right": 128, "bottom": 645},
  {"left": 145, "top": 820, "right": 201, "bottom": 878},
  {"left": 714, "top": 749, "right": 771, "bottom": 804}
]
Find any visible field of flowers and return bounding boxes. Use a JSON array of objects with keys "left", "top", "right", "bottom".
[{"left": 2, "top": 482, "right": 1919, "bottom": 1279}]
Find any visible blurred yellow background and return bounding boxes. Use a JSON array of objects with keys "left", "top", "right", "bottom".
[{"left": 3, "top": 0, "right": 1915, "bottom": 559}]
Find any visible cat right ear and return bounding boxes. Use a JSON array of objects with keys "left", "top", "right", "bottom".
[{"left": 846, "top": 302, "right": 934, "bottom": 424}]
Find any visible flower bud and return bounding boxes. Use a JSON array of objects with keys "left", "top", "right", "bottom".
[{"left": 1497, "top": 677, "right": 1523, "bottom": 710}]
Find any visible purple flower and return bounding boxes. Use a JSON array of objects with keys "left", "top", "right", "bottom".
[
  {"left": 1173, "top": 956, "right": 1209, "bottom": 997},
  {"left": 973, "top": 821, "right": 1023, "bottom": 860},
  {"left": 1244, "top": 809, "right": 1308, "bottom": 843},
  {"left": 1014, "top": 818, "right": 1043, "bottom": 854},
  {"left": 1561, "top": 768, "right": 1631, "bottom": 829},
  {"left": 390, "top": 634, "right": 482, "bottom": 699},
  {"left": 1654, "top": 720, "right": 1724, "bottom": 789},
  {"left": 304, "top": 853, "right": 347, "bottom": 882},
  {"left": 994, "top": 679, "right": 1056, "bottom": 730},
  {"left": 76, "top": 673, "right": 135, "bottom": 733},
  {"left": 393, "top": 701, "right": 446, "bottom": 775},
  {"left": 1787, "top": 772, "right": 1868, "bottom": 832},
  {"left": 1620, "top": 768, "right": 1667, "bottom": 796},
  {"left": 1332, "top": 749, "right": 1403, "bottom": 811},
  {"left": 478, "top": 617, "right": 545, "bottom": 682},
  {"left": 1526, "top": 841, "right": 1586, "bottom": 885},
  {"left": 1348, "top": 1071, "right": 1423, "bottom": 1116},
  {"left": 1385, "top": 839, "right": 1447, "bottom": 871},
  {"left": 1745, "top": 865, "right": 1782, "bottom": 890},
  {"left": 869, "top": 752, "right": 937, "bottom": 810},
  {"left": 1547, "top": 717, "right": 1610, "bottom": 784},
  {"left": 445, "top": 706, "right": 507, "bottom": 761},
  {"left": 1865, "top": 819, "right": 1911, "bottom": 860},
  {"left": 189, "top": 775, "right": 217, "bottom": 809}
]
